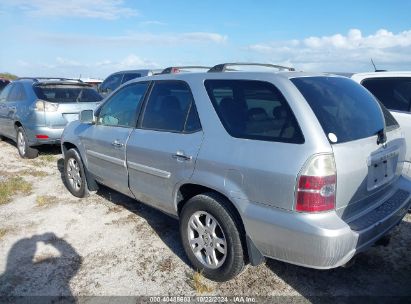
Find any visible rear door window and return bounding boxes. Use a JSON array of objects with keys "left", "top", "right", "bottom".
[
  {"left": 7, "top": 83, "right": 27, "bottom": 101},
  {"left": 34, "top": 85, "right": 103, "bottom": 103},
  {"left": 0, "top": 84, "right": 12, "bottom": 102},
  {"left": 291, "top": 77, "right": 385, "bottom": 144},
  {"left": 204, "top": 80, "right": 304, "bottom": 143},
  {"left": 141, "top": 81, "right": 201, "bottom": 133},
  {"left": 361, "top": 77, "right": 411, "bottom": 112}
]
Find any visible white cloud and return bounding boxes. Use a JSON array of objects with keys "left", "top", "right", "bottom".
[
  {"left": 5, "top": 0, "right": 138, "bottom": 20},
  {"left": 246, "top": 29, "right": 411, "bottom": 71},
  {"left": 13, "top": 55, "right": 160, "bottom": 78},
  {"left": 139, "top": 20, "right": 167, "bottom": 26},
  {"left": 38, "top": 31, "right": 228, "bottom": 46}
]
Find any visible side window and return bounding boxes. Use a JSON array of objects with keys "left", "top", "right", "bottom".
[
  {"left": 141, "top": 81, "right": 200, "bottom": 133},
  {"left": 204, "top": 80, "right": 304, "bottom": 143},
  {"left": 98, "top": 82, "right": 149, "bottom": 127},
  {"left": 122, "top": 73, "right": 141, "bottom": 84},
  {"left": 0, "top": 84, "right": 12, "bottom": 102},
  {"left": 361, "top": 77, "right": 411, "bottom": 112},
  {"left": 184, "top": 103, "right": 202, "bottom": 132},
  {"left": 100, "top": 74, "right": 123, "bottom": 92},
  {"left": 7, "top": 83, "right": 27, "bottom": 101}
]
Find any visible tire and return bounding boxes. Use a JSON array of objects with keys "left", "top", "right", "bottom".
[
  {"left": 64, "top": 148, "right": 93, "bottom": 198},
  {"left": 16, "top": 127, "right": 38, "bottom": 159},
  {"left": 180, "top": 192, "right": 246, "bottom": 281}
]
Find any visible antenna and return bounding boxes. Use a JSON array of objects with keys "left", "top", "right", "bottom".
[
  {"left": 370, "top": 59, "right": 387, "bottom": 72},
  {"left": 371, "top": 59, "right": 377, "bottom": 72}
]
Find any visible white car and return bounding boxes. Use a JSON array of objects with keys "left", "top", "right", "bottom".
[{"left": 350, "top": 71, "right": 411, "bottom": 171}]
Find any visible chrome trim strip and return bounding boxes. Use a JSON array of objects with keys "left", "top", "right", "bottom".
[
  {"left": 86, "top": 150, "right": 125, "bottom": 167},
  {"left": 127, "top": 161, "right": 171, "bottom": 179}
]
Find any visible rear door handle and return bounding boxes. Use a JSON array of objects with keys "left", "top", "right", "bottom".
[
  {"left": 111, "top": 140, "right": 124, "bottom": 148},
  {"left": 172, "top": 151, "right": 192, "bottom": 161}
]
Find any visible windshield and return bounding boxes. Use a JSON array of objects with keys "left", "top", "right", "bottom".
[
  {"left": 34, "top": 85, "right": 103, "bottom": 103},
  {"left": 291, "top": 76, "right": 385, "bottom": 144}
]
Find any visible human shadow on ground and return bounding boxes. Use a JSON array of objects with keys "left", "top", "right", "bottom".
[{"left": 0, "top": 232, "right": 82, "bottom": 301}]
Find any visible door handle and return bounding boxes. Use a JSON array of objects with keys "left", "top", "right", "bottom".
[
  {"left": 172, "top": 151, "right": 192, "bottom": 161},
  {"left": 111, "top": 140, "right": 124, "bottom": 148}
]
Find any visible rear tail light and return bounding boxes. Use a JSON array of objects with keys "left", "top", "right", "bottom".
[
  {"left": 35, "top": 100, "right": 58, "bottom": 112},
  {"left": 296, "top": 154, "right": 336, "bottom": 212},
  {"left": 36, "top": 134, "right": 49, "bottom": 139}
]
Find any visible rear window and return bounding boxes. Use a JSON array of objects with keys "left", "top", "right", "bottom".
[
  {"left": 291, "top": 77, "right": 385, "bottom": 144},
  {"left": 361, "top": 77, "right": 411, "bottom": 112},
  {"left": 122, "top": 73, "right": 141, "bottom": 83},
  {"left": 34, "top": 85, "right": 103, "bottom": 103},
  {"left": 204, "top": 80, "right": 304, "bottom": 144}
]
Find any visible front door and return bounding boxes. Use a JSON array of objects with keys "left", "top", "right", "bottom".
[{"left": 82, "top": 82, "right": 149, "bottom": 195}]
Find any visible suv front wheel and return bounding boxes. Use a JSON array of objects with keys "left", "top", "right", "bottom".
[
  {"left": 180, "top": 192, "right": 246, "bottom": 281},
  {"left": 64, "top": 148, "right": 93, "bottom": 198},
  {"left": 16, "top": 127, "right": 38, "bottom": 159}
]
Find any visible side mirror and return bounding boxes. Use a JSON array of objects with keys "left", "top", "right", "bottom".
[{"left": 79, "top": 110, "right": 95, "bottom": 124}]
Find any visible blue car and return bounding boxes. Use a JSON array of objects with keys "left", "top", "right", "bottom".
[{"left": 0, "top": 78, "right": 103, "bottom": 158}]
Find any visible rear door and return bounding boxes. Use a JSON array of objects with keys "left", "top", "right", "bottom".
[
  {"left": 291, "top": 76, "right": 405, "bottom": 220},
  {"left": 126, "top": 80, "right": 203, "bottom": 214},
  {"left": 81, "top": 82, "right": 149, "bottom": 195},
  {"left": 2, "top": 83, "right": 27, "bottom": 138}
]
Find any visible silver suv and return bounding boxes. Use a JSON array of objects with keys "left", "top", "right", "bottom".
[
  {"left": 61, "top": 63, "right": 411, "bottom": 281},
  {"left": 0, "top": 78, "right": 103, "bottom": 158}
]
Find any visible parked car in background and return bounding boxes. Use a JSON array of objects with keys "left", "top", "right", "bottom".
[
  {"left": 0, "top": 78, "right": 10, "bottom": 93},
  {"left": 98, "top": 69, "right": 161, "bottom": 97},
  {"left": 350, "top": 72, "right": 411, "bottom": 165},
  {"left": 80, "top": 78, "right": 103, "bottom": 90},
  {"left": 0, "top": 78, "right": 103, "bottom": 158},
  {"left": 61, "top": 63, "right": 411, "bottom": 281}
]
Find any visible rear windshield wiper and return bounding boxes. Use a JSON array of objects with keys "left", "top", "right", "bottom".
[
  {"left": 76, "top": 90, "right": 83, "bottom": 103},
  {"left": 376, "top": 128, "right": 387, "bottom": 145}
]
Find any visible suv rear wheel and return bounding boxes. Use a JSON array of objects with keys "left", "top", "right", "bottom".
[
  {"left": 180, "top": 192, "right": 245, "bottom": 281},
  {"left": 64, "top": 148, "right": 93, "bottom": 198},
  {"left": 16, "top": 127, "right": 38, "bottom": 159}
]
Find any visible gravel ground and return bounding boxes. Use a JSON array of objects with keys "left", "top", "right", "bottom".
[{"left": 0, "top": 138, "right": 410, "bottom": 300}]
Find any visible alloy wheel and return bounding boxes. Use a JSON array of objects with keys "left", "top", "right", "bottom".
[
  {"left": 17, "top": 131, "right": 26, "bottom": 156},
  {"left": 66, "top": 158, "right": 82, "bottom": 192},
  {"left": 187, "top": 211, "right": 227, "bottom": 269}
]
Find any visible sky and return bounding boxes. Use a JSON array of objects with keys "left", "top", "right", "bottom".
[{"left": 0, "top": 0, "right": 411, "bottom": 79}]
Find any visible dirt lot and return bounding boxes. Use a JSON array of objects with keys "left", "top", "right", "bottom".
[{"left": 0, "top": 138, "right": 410, "bottom": 299}]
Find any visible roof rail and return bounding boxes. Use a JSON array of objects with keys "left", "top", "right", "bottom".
[
  {"left": 161, "top": 66, "right": 212, "bottom": 74},
  {"left": 208, "top": 62, "right": 295, "bottom": 73},
  {"left": 16, "top": 77, "right": 83, "bottom": 83}
]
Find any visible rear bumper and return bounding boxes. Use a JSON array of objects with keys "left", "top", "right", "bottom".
[
  {"left": 243, "top": 176, "right": 411, "bottom": 269},
  {"left": 24, "top": 125, "right": 64, "bottom": 146}
]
